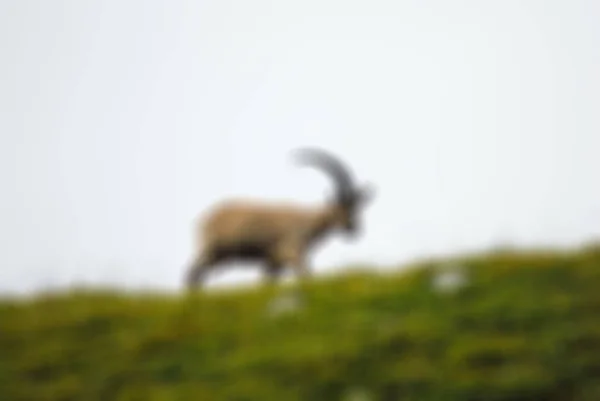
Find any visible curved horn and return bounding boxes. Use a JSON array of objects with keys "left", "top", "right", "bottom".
[{"left": 293, "top": 147, "right": 356, "bottom": 202}]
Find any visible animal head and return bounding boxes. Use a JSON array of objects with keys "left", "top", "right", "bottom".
[{"left": 293, "top": 147, "right": 376, "bottom": 238}]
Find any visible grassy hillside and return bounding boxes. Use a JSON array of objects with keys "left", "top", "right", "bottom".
[{"left": 2, "top": 243, "right": 600, "bottom": 401}]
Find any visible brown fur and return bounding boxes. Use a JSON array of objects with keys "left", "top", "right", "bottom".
[{"left": 184, "top": 149, "right": 374, "bottom": 290}]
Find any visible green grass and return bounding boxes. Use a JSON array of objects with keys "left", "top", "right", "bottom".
[{"left": 2, "top": 242, "right": 600, "bottom": 400}]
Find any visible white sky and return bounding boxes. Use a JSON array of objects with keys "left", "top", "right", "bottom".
[{"left": 1, "top": 0, "right": 599, "bottom": 295}]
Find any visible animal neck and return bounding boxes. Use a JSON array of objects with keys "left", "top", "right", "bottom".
[{"left": 306, "top": 203, "right": 343, "bottom": 243}]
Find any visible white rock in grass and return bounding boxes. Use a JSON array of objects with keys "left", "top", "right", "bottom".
[
  {"left": 344, "top": 387, "right": 373, "bottom": 401},
  {"left": 432, "top": 263, "right": 469, "bottom": 293},
  {"left": 266, "top": 292, "right": 304, "bottom": 317}
]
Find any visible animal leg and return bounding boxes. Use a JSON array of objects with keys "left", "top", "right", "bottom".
[
  {"left": 275, "top": 243, "right": 312, "bottom": 290},
  {"left": 263, "top": 261, "right": 284, "bottom": 287},
  {"left": 286, "top": 255, "right": 312, "bottom": 302},
  {"left": 292, "top": 257, "right": 311, "bottom": 286},
  {"left": 184, "top": 252, "right": 216, "bottom": 291}
]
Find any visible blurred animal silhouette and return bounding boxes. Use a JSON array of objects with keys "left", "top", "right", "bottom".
[{"left": 184, "top": 148, "right": 375, "bottom": 290}]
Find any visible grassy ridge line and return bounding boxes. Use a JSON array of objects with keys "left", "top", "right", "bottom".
[{"left": 1, "top": 243, "right": 600, "bottom": 401}]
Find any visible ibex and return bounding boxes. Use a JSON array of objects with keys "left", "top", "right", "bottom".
[{"left": 184, "top": 147, "right": 375, "bottom": 290}]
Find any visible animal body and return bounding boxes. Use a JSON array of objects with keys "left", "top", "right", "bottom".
[{"left": 184, "top": 147, "right": 375, "bottom": 290}]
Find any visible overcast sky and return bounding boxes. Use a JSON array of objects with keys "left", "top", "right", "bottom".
[{"left": 1, "top": 0, "right": 599, "bottom": 295}]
